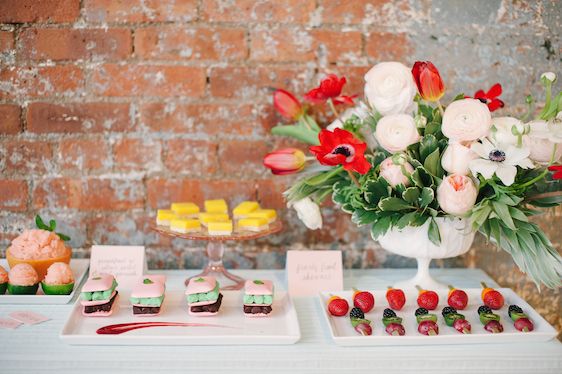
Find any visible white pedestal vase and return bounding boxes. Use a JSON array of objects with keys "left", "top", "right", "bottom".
[{"left": 377, "top": 217, "right": 475, "bottom": 290}]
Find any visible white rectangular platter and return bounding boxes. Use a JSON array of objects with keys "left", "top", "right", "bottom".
[
  {"left": 61, "top": 290, "right": 301, "bottom": 345},
  {"left": 0, "top": 259, "right": 89, "bottom": 305},
  {"left": 319, "top": 288, "right": 557, "bottom": 346}
]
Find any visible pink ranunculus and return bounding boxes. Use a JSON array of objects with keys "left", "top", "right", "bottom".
[
  {"left": 437, "top": 174, "right": 478, "bottom": 216},
  {"left": 375, "top": 114, "right": 420, "bottom": 153},
  {"left": 379, "top": 156, "right": 414, "bottom": 187},
  {"left": 442, "top": 98, "right": 492, "bottom": 142},
  {"left": 441, "top": 141, "right": 478, "bottom": 176}
]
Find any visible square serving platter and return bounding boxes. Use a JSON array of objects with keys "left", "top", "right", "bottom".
[
  {"left": 0, "top": 259, "right": 89, "bottom": 305},
  {"left": 61, "top": 289, "right": 300, "bottom": 345},
  {"left": 319, "top": 288, "right": 557, "bottom": 346}
]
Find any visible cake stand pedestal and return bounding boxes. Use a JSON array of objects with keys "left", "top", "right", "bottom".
[{"left": 152, "top": 221, "right": 283, "bottom": 290}]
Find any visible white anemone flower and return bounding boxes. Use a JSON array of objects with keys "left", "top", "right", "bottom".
[{"left": 469, "top": 139, "right": 534, "bottom": 186}]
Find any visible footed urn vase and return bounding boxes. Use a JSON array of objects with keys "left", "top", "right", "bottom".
[{"left": 377, "top": 217, "right": 475, "bottom": 290}]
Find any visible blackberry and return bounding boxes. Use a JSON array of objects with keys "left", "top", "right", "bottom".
[
  {"left": 508, "top": 305, "right": 523, "bottom": 317},
  {"left": 415, "top": 307, "right": 428, "bottom": 316},
  {"left": 349, "top": 307, "right": 365, "bottom": 319},
  {"left": 478, "top": 305, "right": 492, "bottom": 315},
  {"left": 441, "top": 306, "right": 457, "bottom": 316},
  {"left": 383, "top": 308, "right": 396, "bottom": 318}
]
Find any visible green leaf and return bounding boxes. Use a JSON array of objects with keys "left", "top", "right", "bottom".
[
  {"left": 452, "top": 93, "right": 465, "bottom": 101},
  {"left": 428, "top": 218, "right": 441, "bottom": 246},
  {"left": 492, "top": 202, "right": 516, "bottom": 230},
  {"left": 35, "top": 215, "right": 48, "bottom": 230},
  {"left": 378, "top": 197, "right": 413, "bottom": 212},
  {"left": 418, "top": 104, "right": 434, "bottom": 121},
  {"left": 527, "top": 195, "right": 562, "bottom": 207},
  {"left": 402, "top": 187, "right": 420, "bottom": 204},
  {"left": 352, "top": 209, "right": 379, "bottom": 226},
  {"left": 424, "top": 121, "right": 442, "bottom": 136},
  {"left": 271, "top": 124, "right": 320, "bottom": 145},
  {"left": 57, "top": 233, "right": 71, "bottom": 242},
  {"left": 423, "top": 148, "right": 442, "bottom": 177},
  {"left": 489, "top": 218, "right": 501, "bottom": 246},
  {"left": 305, "top": 166, "right": 343, "bottom": 186},
  {"left": 364, "top": 177, "right": 390, "bottom": 205},
  {"left": 49, "top": 219, "right": 56, "bottom": 231},
  {"left": 419, "top": 134, "right": 438, "bottom": 162},
  {"left": 420, "top": 187, "right": 434, "bottom": 208},
  {"left": 395, "top": 212, "right": 418, "bottom": 229},
  {"left": 370, "top": 216, "right": 392, "bottom": 240},
  {"left": 508, "top": 206, "right": 528, "bottom": 223},
  {"left": 411, "top": 167, "right": 433, "bottom": 188}
]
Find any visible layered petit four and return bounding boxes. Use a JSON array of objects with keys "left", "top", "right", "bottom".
[
  {"left": 199, "top": 212, "right": 230, "bottom": 226},
  {"left": 0, "top": 266, "right": 7, "bottom": 294},
  {"left": 41, "top": 262, "right": 75, "bottom": 295},
  {"left": 233, "top": 201, "right": 259, "bottom": 219},
  {"left": 207, "top": 221, "right": 233, "bottom": 236},
  {"left": 185, "top": 276, "right": 222, "bottom": 316},
  {"left": 204, "top": 199, "right": 228, "bottom": 214},
  {"left": 8, "top": 263, "right": 39, "bottom": 295},
  {"left": 130, "top": 276, "right": 166, "bottom": 316},
  {"left": 171, "top": 202, "right": 200, "bottom": 217},
  {"left": 237, "top": 217, "right": 269, "bottom": 232},
  {"left": 157, "top": 209, "right": 177, "bottom": 226},
  {"left": 170, "top": 218, "right": 201, "bottom": 233},
  {"left": 246, "top": 209, "right": 277, "bottom": 224},
  {"left": 243, "top": 279, "right": 274, "bottom": 317},
  {"left": 80, "top": 274, "right": 119, "bottom": 316}
]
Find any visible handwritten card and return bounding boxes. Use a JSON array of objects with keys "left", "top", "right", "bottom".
[
  {"left": 90, "top": 245, "right": 145, "bottom": 290},
  {"left": 0, "top": 317, "right": 22, "bottom": 330},
  {"left": 286, "top": 250, "right": 343, "bottom": 296},
  {"left": 9, "top": 311, "right": 50, "bottom": 325}
]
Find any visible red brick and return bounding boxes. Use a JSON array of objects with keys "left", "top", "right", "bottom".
[
  {"left": 202, "top": 179, "right": 258, "bottom": 202},
  {"left": 90, "top": 64, "right": 205, "bottom": 97},
  {"left": 0, "top": 66, "right": 84, "bottom": 99},
  {"left": 0, "top": 180, "right": 28, "bottom": 211},
  {"left": 86, "top": 213, "right": 147, "bottom": 245},
  {"left": 163, "top": 140, "right": 218, "bottom": 175},
  {"left": 146, "top": 178, "right": 203, "bottom": 209},
  {"left": 33, "top": 177, "right": 144, "bottom": 210},
  {"left": 19, "top": 28, "right": 132, "bottom": 61},
  {"left": 27, "top": 102, "right": 132, "bottom": 134},
  {"left": 218, "top": 140, "right": 269, "bottom": 177},
  {"left": 0, "top": 104, "right": 21, "bottom": 134},
  {"left": 319, "top": 0, "right": 410, "bottom": 25},
  {"left": 3, "top": 140, "right": 54, "bottom": 175},
  {"left": 328, "top": 66, "right": 371, "bottom": 96},
  {"left": 114, "top": 138, "right": 162, "bottom": 171},
  {"left": 84, "top": 0, "right": 198, "bottom": 23},
  {"left": 365, "top": 32, "right": 411, "bottom": 61},
  {"left": 0, "top": 0, "right": 80, "bottom": 23},
  {"left": 0, "top": 31, "right": 14, "bottom": 53},
  {"left": 135, "top": 26, "right": 247, "bottom": 61},
  {"left": 60, "top": 138, "right": 111, "bottom": 173},
  {"left": 256, "top": 179, "right": 290, "bottom": 210},
  {"left": 311, "top": 29, "right": 363, "bottom": 64},
  {"left": 201, "top": 0, "right": 315, "bottom": 23}
]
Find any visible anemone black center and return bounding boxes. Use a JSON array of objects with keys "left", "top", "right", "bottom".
[
  {"left": 332, "top": 146, "right": 352, "bottom": 157},
  {"left": 477, "top": 98, "right": 488, "bottom": 104},
  {"left": 489, "top": 149, "right": 506, "bottom": 162}
]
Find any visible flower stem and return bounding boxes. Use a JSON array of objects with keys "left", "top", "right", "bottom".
[
  {"left": 347, "top": 169, "right": 360, "bottom": 187},
  {"left": 328, "top": 99, "right": 340, "bottom": 118},
  {"left": 436, "top": 100, "right": 445, "bottom": 116}
]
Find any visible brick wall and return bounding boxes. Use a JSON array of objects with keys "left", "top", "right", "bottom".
[{"left": 0, "top": 0, "right": 560, "bottom": 334}]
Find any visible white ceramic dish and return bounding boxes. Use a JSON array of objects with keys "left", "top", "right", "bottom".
[
  {"left": 60, "top": 290, "right": 300, "bottom": 345},
  {"left": 319, "top": 288, "right": 557, "bottom": 346},
  {"left": 0, "top": 259, "right": 89, "bottom": 304}
]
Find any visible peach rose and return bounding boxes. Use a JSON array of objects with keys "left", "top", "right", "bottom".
[
  {"left": 375, "top": 114, "right": 420, "bottom": 153},
  {"left": 437, "top": 174, "right": 478, "bottom": 216},
  {"left": 379, "top": 156, "right": 414, "bottom": 187},
  {"left": 442, "top": 99, "right": 492, "bottom": 142}
]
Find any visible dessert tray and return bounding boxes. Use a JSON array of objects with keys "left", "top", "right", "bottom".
[
  {"left": 60, "top": 289, "right": 300, "bottom": 345},
  {"left": 0, "top": 259, "right": 89, "bottom": 305},
  {"left": 319, "top": 288, "right": 557, "bottom": 346}
]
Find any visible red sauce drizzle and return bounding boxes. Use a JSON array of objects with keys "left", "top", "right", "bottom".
[{"left": 96, "top": 321, "right": 230, "bottom": 335}]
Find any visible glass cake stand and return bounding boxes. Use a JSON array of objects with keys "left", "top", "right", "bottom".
[{"left": 152, "top": 221, "right": 283, "bottom": 290}]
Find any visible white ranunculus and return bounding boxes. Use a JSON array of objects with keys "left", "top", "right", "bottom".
[
  {"left": 525, "top": 119, "right": 562, "bottom": 143},
  {"left": 442, "top": 98, "right": 492, "bottom": 142},
  {"left": 437, "top": 174, "right": 478, "bottom": 216},
  {"left": 290, "top": 197, "right": 322, "bottom": 230},
  {"left": 523, "top": 119, "right": 562, "bottom": 164},
  {"left": 491, "top": 116, "right": 526, "bottom": 145},
  {"left": 375, "top": 114, "right": 420, "bottom": 153},
  {"left": 364, "top": 62, "right": 417, "bottom": 116},
  {"left": 379, "top": 156, "right": 415, "bottom": 187},
  {"left": 441, "top": 141, "right": 478, "bottom": 175}
]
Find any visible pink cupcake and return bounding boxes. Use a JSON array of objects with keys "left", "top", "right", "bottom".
[
  {"left": 41, "top": 262, "right": 75, "bottom": 295},
  {"left": 8, "top": 263, "right": 39, "bottom": 295},
  {"left": 0, "top": 266, "right": 8, "bottom": 294}
]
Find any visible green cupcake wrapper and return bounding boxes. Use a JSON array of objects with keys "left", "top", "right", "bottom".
[
  {"left": 0, "top": 282, "right": 7, "bottom": 295},
  {"left": 41, "top": 282, "right": 74, "bottom": 295},
  {"left": 8, "top": 283, "right": 39, "bottom": 295}
]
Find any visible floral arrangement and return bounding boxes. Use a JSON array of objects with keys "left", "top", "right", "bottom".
[{"left": 263, "top": 61, "right": 562, "bottom": 289}]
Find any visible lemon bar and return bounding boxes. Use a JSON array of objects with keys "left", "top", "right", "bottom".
[
  {"left": 238, "top": 217, "right": 269, "bottom": 232},
  {"left": 207, "top": 221, "right": 233, "bottom": 236},
  {"left": 246, "top": 209, "right": 277, "bottom": 223},
  {"left": 204, "top": 199, "right": 228, "bottom": 214},
  {"left": 170, "top": 218, "right": 201, "bottom": 234},
  {"left": 157, "top": 209, "right": 177, "bottom": 226},
  {"left": 199, "top": 212, "right": 230, "bottom": 226},
  {"left": 171, "top": 202, "right": 200, "bottom": 217},
  {"left": 233, "top": 201, "right": 260, "bottom": 219}
]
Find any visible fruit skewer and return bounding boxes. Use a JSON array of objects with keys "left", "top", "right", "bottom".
[
  {"left": 508, "top": 305, "right": 534, "bottom": 332},
  {"left": 478, "top": 305, "right": 504, "bottom": 333},
  {"left": 447, "top": 285, "right": 468, "bottom": 310},
  {"left": 352, "top": 288, "right": 375, "bottom": 313},
  {"left": 416, "top": 285, "right": 439, "bottom": 310},
  {"left": 382, "top": 308, "right": 405, "bottom": 336},
  {"left": 481, "top": 282, "right": 504, "bottom": 310},
  {"left": 386, "top": 287, "right": 406, "bottom": 311},
  {"left": 350, "top": 307, "right": 372, "bottom": 336},
  {"left": 441, "top": 306, "right": 471, "bottom": 334},
  {"left": 415, "top": 307, "right": 439, "bottom": 336},
  {"left": 327, "top": 295, "right": 349, "bottom": 317}
]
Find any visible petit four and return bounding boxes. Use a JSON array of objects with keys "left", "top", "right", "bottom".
[
  {"left": 80, "top": 274, "right": 119, "bottom": 316},
  {"left": 185, "top": 276, "right": 222, "bottom": 316},
  {"left": 442, "top": 306, "right": 471, "bottom": 334},
  {"left": 237, "top": 217, "right": 268, "bottom": 232},
  {"left": 157, "top": 209, "right": 177, "bottom": 226},
  {"left": 204, "top": 199, "right": 228, "bottom": 214},
  {"left": 0, "top": 266, "right": 7, "bottom": 294},
  {"left": 243, "top": 279, "right": 274, "bottom": 317},
  {"left": 350, "top": 307, "right": 372, "bottom": 335},
  {"left": 386, "top": 287, "right": 405, "bottom": 310},
  {"left": 246, "top": 209, "right": 277, "bottom": 223},
  {"left": 8, "top": 263, "right": 39, "bottom": 295},
  {"left": 382, "top": 308, "right": 405, "bottom": 336},
  {"left": 199, "top": 212, "right": 230, "bottom": 226},
  {"left": 233, "top": 201, "right": 259, "bottom": 219},
  {"left": 171, "top": 202, "right": 200, "bottom": 217},
  {"left": 41, "top": 262, "right": 75, "bottom": 295},
  {"left": 170, "top": 218, "right": 201, "bottom": 233},
  {"left": 327, "top": 295, "right": 349, "bottom": 316},
  {"left": 353, "top": 289, "right": 374, "bottom": 313},
  {"left": 130, "top": 276, "right": 166, "bottom": 316},
  {"left": 207, "top": 221, "right": 233, "bottom": 236}
]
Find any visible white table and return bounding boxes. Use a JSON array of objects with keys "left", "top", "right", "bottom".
[{"left": 1, "top": 268, "right": 561, "bottom": 374}]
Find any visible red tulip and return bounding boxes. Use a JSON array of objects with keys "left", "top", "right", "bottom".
[
  {"left": 548, "top": 165, "right": 562, "bottom": 179},
  {"left": 412, "top": 61, "right": 445, "bottom": 102},
  {"left": 304, "top": 74, "right": 356, "bottom": 105},
  {"left": 309, "top": 128, "right": 371, "bottom": 174},
  {"left": 468, "top": 83, "right": 504, "bottom": 112},
  {"left": 263, "top": 148, "right": 306, "bottom": 175},
  {"left": 273, "top": 89, "right": 304, "bottom": 120}
]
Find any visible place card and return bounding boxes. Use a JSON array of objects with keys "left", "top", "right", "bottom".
[
  {"left": 0, "top": 317, "right": 22, "bottom": 330},
  {"left": 286, "top": 250, "right": 343, "bottom": 296},
  {"left": 9, "top": 311, "right": 50, "bottom": 325},
  {"left": 90, "top": 245, "right": 146, "bottom": 290}
]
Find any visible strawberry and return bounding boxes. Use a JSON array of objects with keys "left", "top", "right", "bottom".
[
  {"left": 447, "top": 285, "right": 468, "bottom": 310},
  {"left": 327, "top": 296, "right": 349, "bottom": 317},
  {"left": 481, "top": 282, "right": 504, "bottom": 310},
  {"left": 353, "top": 288, "right": 375, "bottom": 313},
  {"left": 416, "top": 286, "right": 439, "bottom": 310},
  {"left": 386, "top": 287, "right": 406, "bottom": 311}
]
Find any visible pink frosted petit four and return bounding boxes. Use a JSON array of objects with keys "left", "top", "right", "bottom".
[
  {"left": 130, "top": 275, "right": 166, "bottom": 316},
  {"left": 185, "top": 276, "right": 222, "bottom": 316},
  {"left": 243, "top": 279, "right": 274, "bottom": 317},
  {"left": 80, "top": 274, "right": 118, "bottom": 317}
]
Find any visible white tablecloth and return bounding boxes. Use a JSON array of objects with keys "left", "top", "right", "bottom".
[{"left": 1, "top": 268, "right": 560, "bottom": 374}]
